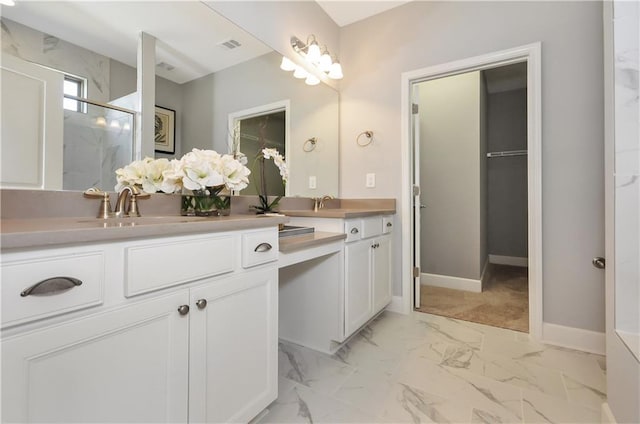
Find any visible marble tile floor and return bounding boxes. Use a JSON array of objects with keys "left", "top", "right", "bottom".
[{"left": 260, "top": 311, "right": 605, "bottom": 424}]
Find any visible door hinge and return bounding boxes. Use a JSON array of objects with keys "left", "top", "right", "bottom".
[
  {"left": 413, "top": 266, "right": 420, "bottom": 278},
  {"left": 412, "top": 103, "right": 419, "bottom": 114},
  {"left": 412, "top": 185, "right": 421, "bottom": 196}
]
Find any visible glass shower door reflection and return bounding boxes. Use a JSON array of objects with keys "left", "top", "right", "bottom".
[{"left": 63, "top": 99, "right": 134, "bottom": 191}]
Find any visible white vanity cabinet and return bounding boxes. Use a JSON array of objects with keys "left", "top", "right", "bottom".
[
  {"left": 344, "top": 217, "right": 392, "bottom": 337},
  {"left": 1, "top": 290, "right": 191, "bottom": 423},
  {"left": 286, "top": 214, "right": 394, "bottom": 343},
  {"left": 1, "top": 227, "right": 279, "bottom": 424}
]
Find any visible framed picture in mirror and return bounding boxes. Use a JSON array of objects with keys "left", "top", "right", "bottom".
[{"left": 155, "top": 106, "right": 176, "bottom": 154}]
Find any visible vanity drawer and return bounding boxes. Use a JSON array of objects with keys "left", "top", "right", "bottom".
[
  {"left": 242, "top": 228, "right": 278, "bottom": 268},
  {"left": 361, "top": 217, "right": 383, "bottom": 239},
  {"left": 382, "top": 216, "right": 394, "bottom": 234},
  {"left": 1, "top": 251, "right": 105, "bottom": 328},
  {"left": 344, "top": 220, "right": 362, "bottom": 242},
  {"left": 125, "top": 234, "right": 236, "bottom": 297}
]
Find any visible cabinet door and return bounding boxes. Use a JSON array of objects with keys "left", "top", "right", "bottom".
[
  {"left": 1, "top": 292, "right": 190, "bottom": 423},
  {"left": 189, "top": 267, "right": 278, "bottom": 423},
  {"left": 373, "top": 235, "right": 393, "bottom": 313},
  {"left": 344, "top": 240, "right": 373, "bottom": 337}
]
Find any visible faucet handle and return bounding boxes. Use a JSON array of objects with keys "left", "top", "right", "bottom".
[
  {"left": 127, "top": 190, "right": 151, "bottom": 217},
  {"left": 83, "top": 188, "right": 114, "bottom": 218}
]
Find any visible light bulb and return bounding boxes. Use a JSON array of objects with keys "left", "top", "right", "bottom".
[
  {"left": 305, "top": 74, "right": 320, "bottom": 86},
  {"left": 306, "top": 42, "right": 321, "bottom": 64},
  {"left": 123, "top": 122, "right": 131, "bottom": 131},
  {"left": 293, "top": 66, "right": 308, "bottom": 79},
  {"left": 95, "top": 117, "right": 107, "bottom": 127},
  {"left": 110, "top": 120, "right": 121, "bottom": 129},
  {"left": 318, "top": 52, "right": 332, "bottom": 72},
  {"left": 280, "top": 56, "right": 296, "bottom": 71},
  {"left": 328, "top": 62, "right": 343, "bottom": 80}
]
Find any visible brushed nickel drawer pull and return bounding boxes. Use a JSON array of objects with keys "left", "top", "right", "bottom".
[
  {"left": 21, "top": 276, "right": 83, "bottom": 297},
  {"left": 254, "top": 242, "right": 273, "bottom": 252}
]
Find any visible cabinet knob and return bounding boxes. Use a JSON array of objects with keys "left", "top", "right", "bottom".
[
  {"left": 177, "top": 305, "right": 190, "bottom": 315},
  {"left": 350, "top": 228, "right": 359, "bottom": 234},
  {"left": 195, "top": 299, "right": 208, "bottom": 310},
  {"left": 386, "top": 222, "right": 392, "bottom": 227}
]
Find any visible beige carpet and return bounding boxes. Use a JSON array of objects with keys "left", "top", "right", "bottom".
[{"left": 416, "top": 264, "right": 529, "bottom": 333}]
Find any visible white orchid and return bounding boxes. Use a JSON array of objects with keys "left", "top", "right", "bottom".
[{"left": 261, "top": 148, "right": 289, "bottom": 184}]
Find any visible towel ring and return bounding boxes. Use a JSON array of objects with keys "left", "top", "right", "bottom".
[
  {"left": 356, "top": 130, "right": 373, "bottom": 147},
  {"left": 303, "top": 137, "right": 317, "bottom": 152}
]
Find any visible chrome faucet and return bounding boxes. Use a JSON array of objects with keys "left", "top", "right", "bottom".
[
  {"left": 313, "top": 195, "right": 334, "bottom": 212},
  {"left": 115, "top": 186, "right": 150, "bottom": 218}
]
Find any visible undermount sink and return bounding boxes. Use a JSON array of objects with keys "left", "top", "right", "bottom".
[
  {"left": 279, "top": 225, "right": 314, "bottom": 238},
  {"left": 76, "top": 216, "right": 211, "bottom": 227}
]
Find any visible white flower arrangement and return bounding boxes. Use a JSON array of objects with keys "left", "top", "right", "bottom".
[
  {"left": 115, "top": 148, "right": 251, "bottom": 194},
  {"left": 261, "top": 148, "right": 289, "bottom": 183}
]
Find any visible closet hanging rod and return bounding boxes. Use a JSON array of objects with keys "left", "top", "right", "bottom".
[{"left": 486, "top": 150, "right": 528, "bottom": 158}]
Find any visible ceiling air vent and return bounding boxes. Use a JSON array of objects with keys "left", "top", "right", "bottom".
[
  {"left": 156, "top": 62, "right": 175, "bottom": 72},
  {"left": 218, "top": 39, "right": 241, "bottom": 50}
]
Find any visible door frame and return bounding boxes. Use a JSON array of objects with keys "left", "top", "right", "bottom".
[
  {"left": 228, "top": 100, "right": 291, "bottom": 196},
  {"left": 399, "top": 43, "right": 543, "bottom": 339}
]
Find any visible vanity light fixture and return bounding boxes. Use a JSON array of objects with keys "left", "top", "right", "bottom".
[
  {"left": 282, "top": 35, "right": 343, "bottom": 82},
  {"left": 305, "top": 74, "right": 320, "bottom": 86},
  {"left": 280, "top": 57, "right": 296, "bottom": 72},
  {"left": 293, "top": 66, "right": 308, "bottom": 79}
]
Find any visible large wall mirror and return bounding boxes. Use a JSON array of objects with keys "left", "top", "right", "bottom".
[{"left": 0, "top": 1, "right": 339, "bottom": 197}]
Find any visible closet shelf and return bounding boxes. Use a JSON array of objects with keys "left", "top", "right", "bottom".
[{"left": 486, "top": 150, "right": 527, "bottom": 158}]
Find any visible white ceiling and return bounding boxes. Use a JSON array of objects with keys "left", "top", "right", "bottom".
[
  {"left": 2, "top": 1, "right": 271, "bottom": 84},
  {"left": 316, "top": 0, "right": 411, "bottom": 27},
  {"left": 2, "top": 0, "right": 413, "bottom": 84}
]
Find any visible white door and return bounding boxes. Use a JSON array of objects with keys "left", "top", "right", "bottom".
[
  {"left": 412, "top": 83, "right": 422, "bottom": 308},
  {"left": 1, "top": 292, "right": 190, "bottom": 423},
  {"left": 189, "top": 268, "right": 278, "bottom": 423},
  {"left": 372, "top": 234, "right": 392, "bottom": 312},
  {"left": 345, "top": 240, "right": 373, "bottom": 336},
  {"left": 1, "top": 53, "right": 63, "bottom": 189}
]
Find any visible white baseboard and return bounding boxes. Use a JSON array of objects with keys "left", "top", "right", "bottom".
[
  {"left": 601, "top": 403, "right": 617, "bottom": 424},
  {"left": 387, "top": 295, "right": 407, "bottom": 314},
  {"left": 421, "top": 272, "right": 482, "bottom": 293},
  {"left": 541, "top": 322, "right": 606, "bottom": 355},
  {"left": 489, "top": 254, "right": 528, "bottom": 267},
  {"left": 480, "top": 259, "right": 489, "bottom": 291}
]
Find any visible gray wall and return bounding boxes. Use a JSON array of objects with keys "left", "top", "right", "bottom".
[
  {"left": 487, "top": 88, "right": 528, "bottom": 258},
  {"left": 419, "top": 71, "right": 484, "bottom": 280},
  {"left": 182, "top": 51, "right": 339, "bottom": 197},
  {"left": 109, "top": 59, "right": 183, "bottom": 159},
  {"left": 340, "top": 1, "right": 605, "bottom": 332}
]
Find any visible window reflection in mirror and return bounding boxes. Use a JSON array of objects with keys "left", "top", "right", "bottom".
[{"left": 238, "top": 111, "right": 286, "bottom": 197}]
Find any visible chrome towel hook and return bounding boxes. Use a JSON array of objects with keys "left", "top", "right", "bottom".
[
  {"left": 356, "top": 130, "right": 373, "bottom": 147},
  {"left": 303, "top": 137, "right": 317, "bottom": 152}
]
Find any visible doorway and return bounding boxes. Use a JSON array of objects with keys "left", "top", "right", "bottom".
[
  {"left": 413, "top": 63, "right": 529, "bottom": 332},
  {"left": 399, "top": 43, "right": 543, "bottom": 339}
]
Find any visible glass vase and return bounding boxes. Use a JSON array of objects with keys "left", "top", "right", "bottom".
[{"left": 181, "top": 186, "right": 231, "bottom": 217}]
